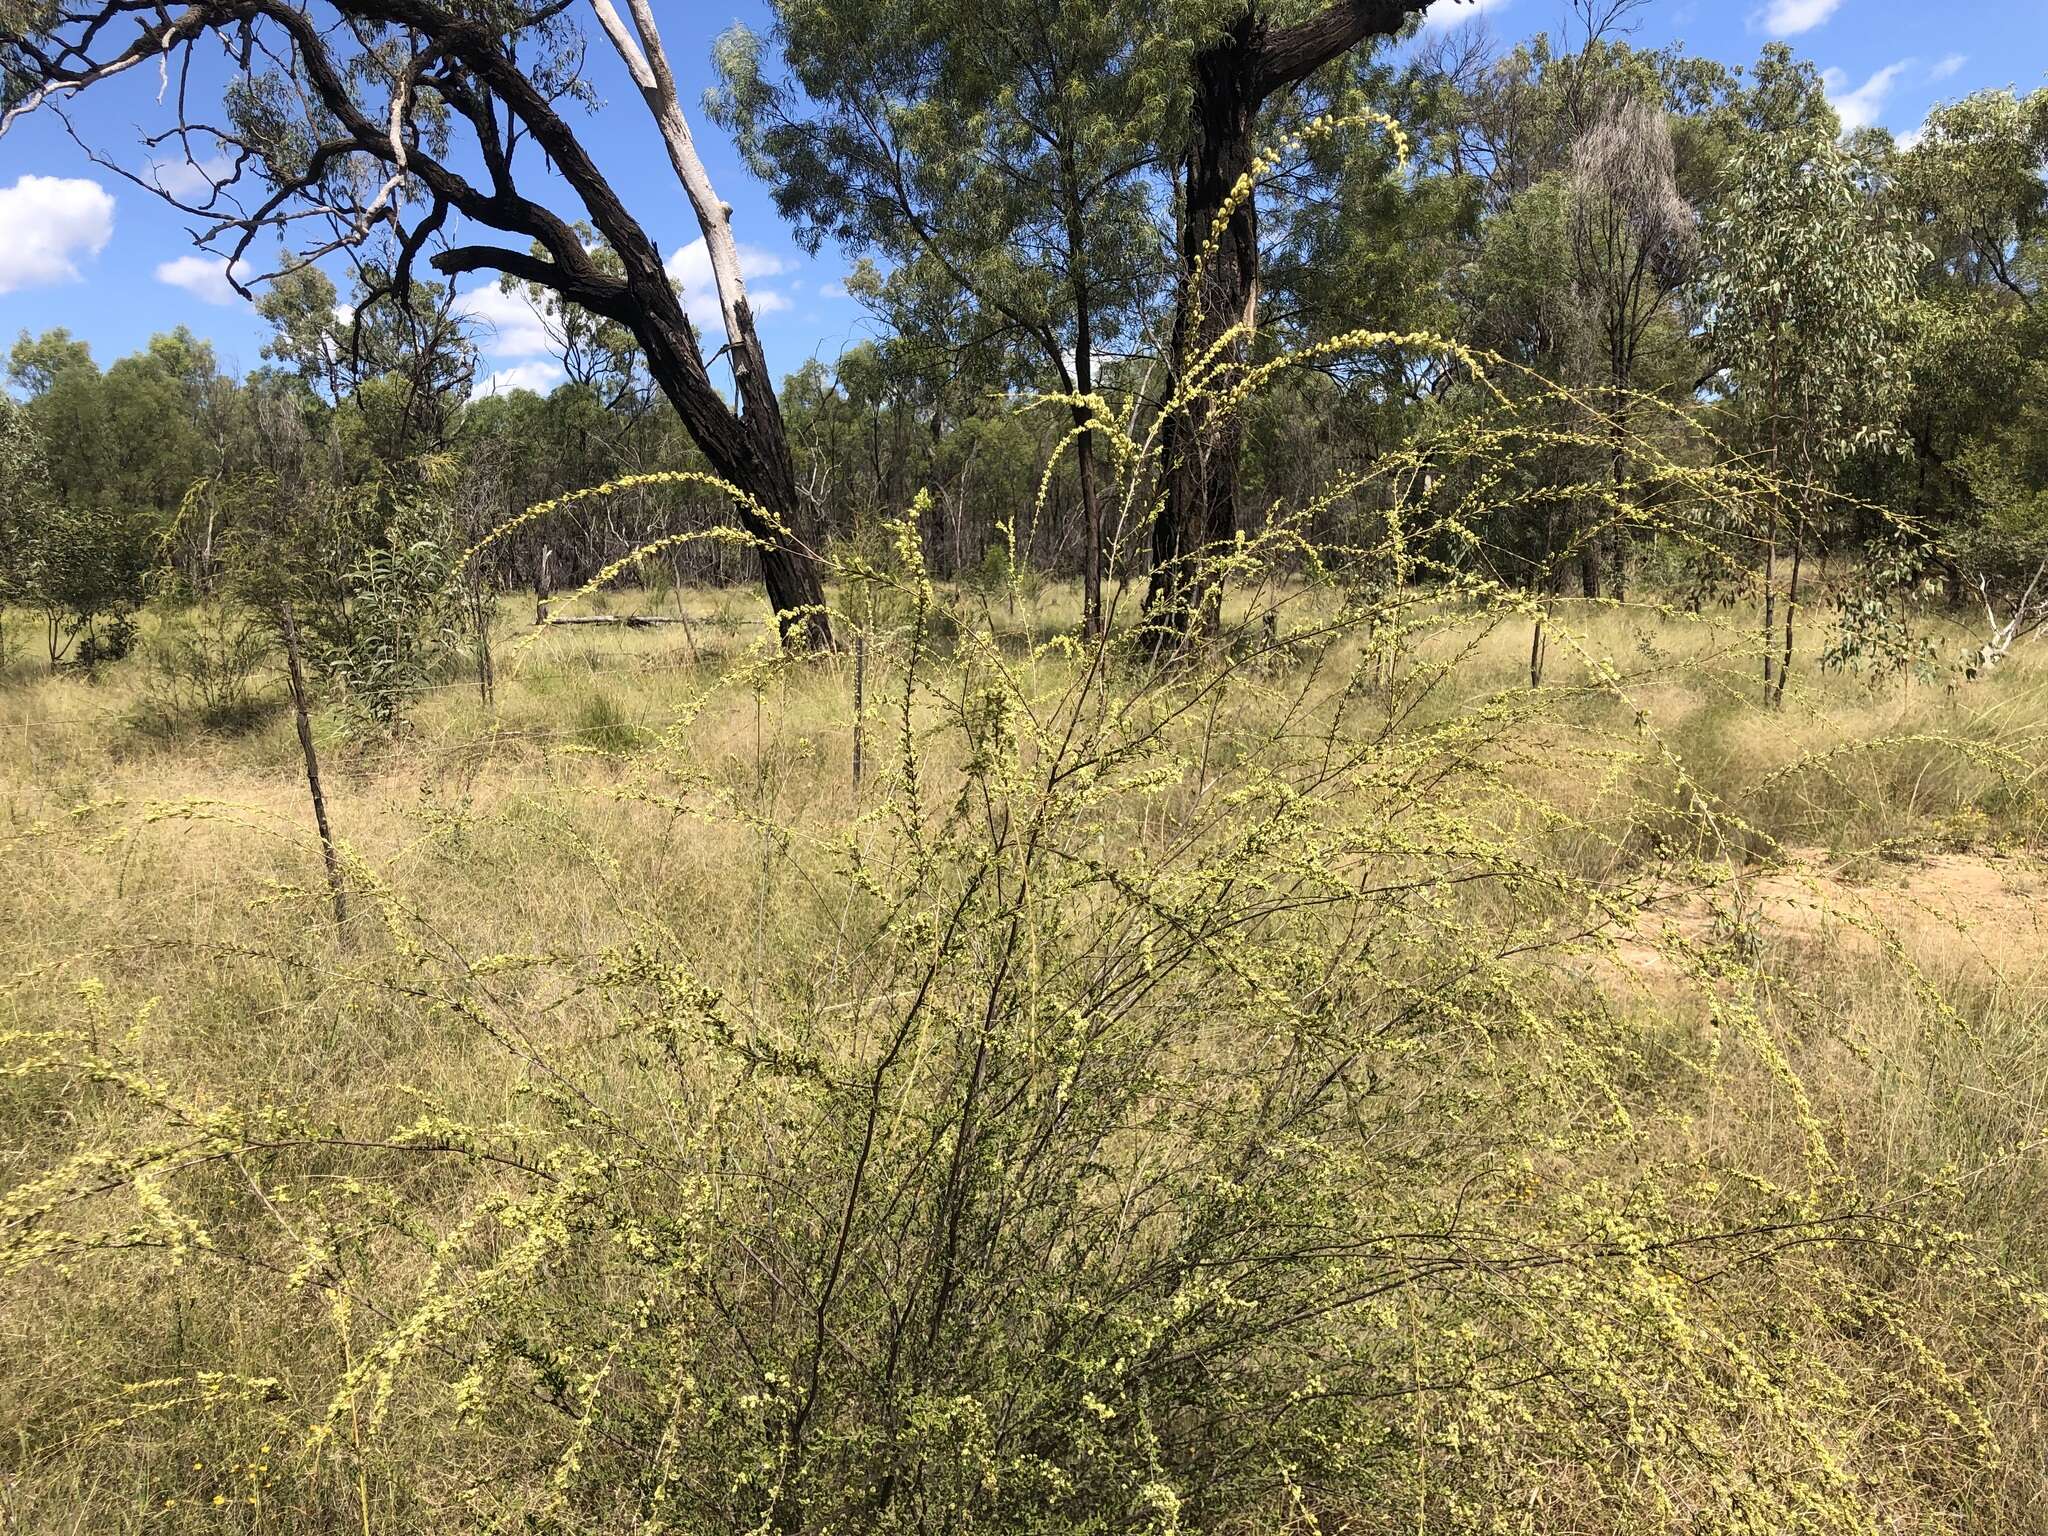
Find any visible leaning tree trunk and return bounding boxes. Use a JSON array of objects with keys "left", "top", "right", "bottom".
[
  {"left": 592, "top": 0, "right": 832, "bottom": 650},
  {"left": 1143, "top": 0, "right": 1435, "bottom": 647},
  {"left": 1531, "top": 500, "right": 1561, "bottom": 687}
]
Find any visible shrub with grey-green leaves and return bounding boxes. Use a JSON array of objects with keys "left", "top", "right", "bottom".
[{"left": 330, "top": 521, "right": 461, "bottom": 733}]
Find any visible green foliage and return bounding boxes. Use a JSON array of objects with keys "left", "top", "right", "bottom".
[
  {"left": 1462, "top": 174, "right": 1584, "bottom": 371},
  {"left": 1704, "top": 130, "right": 1920, "bottom": 471},
  {"left": 0, "top": 389, "right": 48, "bottom": 596},
  {"left": 4, "top": 325, "right": 247, "bottom": 644},
  {"left": 1895, "top": 87, "right": 2048, "bottom": 300},
  {"left": 5, "top": 324, "right": 93, "bottom": 394},
  {"left": 256, "top": 265, "right": 352, "bottom": 400},
  {"left": 72, "top": 612, "right": 139, "bottom": 667},
  {"left": 571, "top": 689, "right": 640, "bottom": 753},
  {"left": 711, "top": 0, "right": 1166, "bottom": 355},
  {"left": 256, "top": 255, "right": 479, "bottom": 465},
  {"left": 7, "top": 490, "right": 153, "bottom": 669},
  {"left": 1818, "top": 536, "right": 1941, "bottom": 685},
  {"left": 831, "top": 492, "right": 969, "bottom": 645},
  {"left": 710, "top": 0, "right": 1167, "bottom": 584}
]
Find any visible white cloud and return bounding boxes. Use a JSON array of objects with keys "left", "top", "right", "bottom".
[
  {"left": 1823, "top": 59, "right": 1913, "bottom": 132},
  {"left": 1754, "top": 0, "right": 1842, "bottom": 35},
  {"left": 155, "top": 253, "right": 245, "bottom": 305},
  {"left": 1930, "top": 53, "right": 1967, "bottom": 82},
  {"left": 1897, "top": 125, "right": 1927, "bottom": 151},
  {"left": 664, "top": 239, "right": 794, "bottom": 329},
  {"left": 453, "top": 281, "right": 559, "bottom": 358},
  {"left": 475, "top": 362, "right": 563, "bottom": 397},
  {"left": 148, "top": 152, "right": 235, "bottom": 200},
  {"left": 819, "top": 280, "right": 849, "bottom": 300},
  {"left": 0, "top": 174, "right": 115, "bottom": 294},
  {"left": 1419, "top": 0, "right": 1510, "bottom": 30}
]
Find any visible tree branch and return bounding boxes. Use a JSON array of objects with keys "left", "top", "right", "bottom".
[
  {"left": 431, "top": 242, "right": 634, "bottom": 324},
  {"left": 1254, "top": 0, "right": 1438, "bottom": 101}
]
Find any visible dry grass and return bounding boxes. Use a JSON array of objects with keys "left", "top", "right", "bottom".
[{"left": 2, "top": 586, "right": 2046, "bottom": 1532}]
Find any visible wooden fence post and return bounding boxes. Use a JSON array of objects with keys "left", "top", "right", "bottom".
[{"left": 279, "top": 601, "right": 348, "bottom": 936}]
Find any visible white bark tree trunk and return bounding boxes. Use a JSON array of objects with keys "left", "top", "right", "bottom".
[{"left": 588, "top": 0, "right": 758, "bottom": 390}]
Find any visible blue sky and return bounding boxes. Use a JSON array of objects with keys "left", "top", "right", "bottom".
[{"left": 0, "top": 0, "right": 2041, "bottom": 392}]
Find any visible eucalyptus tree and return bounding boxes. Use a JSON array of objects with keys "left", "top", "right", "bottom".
[
  {"left": 783, "top": 340, "right": 936, "bottom": 554},
  {"left": 1566, "top": 94, "right": 1697, "bottom": 599},
  {"left": 0, "top": 0, "right": 834, "bottom": 648},
  {"left": 711, "top": 0, "right": 1169, "bottom": 638},
  {"left": 0, "top": 391, "right": 48, "bottom": 665},
  {"left": 6, "top": 329, "right": 106, "bottom": 516},
  {"left": 1881, "top": 92, "right": 2047, "bottom": 546},
  {"left": 257, "top": 267, "right": 359, "bottom": 407},
  {"left": 8, "top": 326, "right": 228, "bottom": 538},
  {"left": 1704, "top": 130, "right": 1919, "bottom": 705},
  {"left": 1898, "top": 88, "right": 2048, "bottom": 307},
  {"left": 1428, "top": 18, "right": 1714, "bottom": 650}
]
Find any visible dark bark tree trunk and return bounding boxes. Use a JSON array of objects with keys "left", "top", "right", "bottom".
[
  {"left": 1078, "top": 422, "right": 1105, "bottom": 638},
  {"left": 589, "top": 0, "right": 834, "bottom": 651},
  {"left": 1068, "top": 238, "right": 1106, "bottom": 640},
  {"left": 1772, "top": 502, "right": 1805, "bottom": 709},
  {"left": 633, "top": 300, "right": 831, "bottom": 650},
  {"left": 1607, "top": 414, "right": 1629, "bottom": 603},
  {"left": 1143, "top": 0, "right": 1434, "bottom": 645},
  {"left": 1146, "top": 12, "right": 1262, "bottom": 641},
  {"left": 1531, "top": 502, "right": 1561, "bottom": 687}
]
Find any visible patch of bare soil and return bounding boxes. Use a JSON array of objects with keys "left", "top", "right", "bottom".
[{"left": 1613, "top": 846, "right": 2048, "bottom": 978}]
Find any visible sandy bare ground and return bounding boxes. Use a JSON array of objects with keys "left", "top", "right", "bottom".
[{"left": 1610, "top": 846, "right": 2048, "bottom": 978}]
